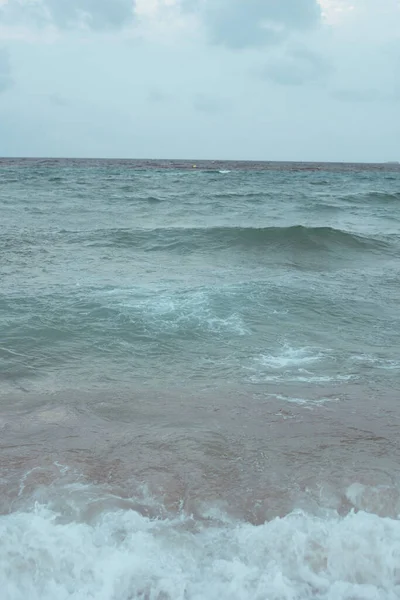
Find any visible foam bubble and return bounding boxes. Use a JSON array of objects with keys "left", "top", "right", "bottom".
[{"left": 1, "top": 501, "right": 400, "bottom": 599}]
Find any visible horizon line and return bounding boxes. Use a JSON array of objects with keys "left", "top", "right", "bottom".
[{"left": 0, "top": 156, "right": 398, "bottom": 165}]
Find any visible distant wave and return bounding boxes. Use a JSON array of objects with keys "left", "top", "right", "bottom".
[
  {"left": 341, "top": 191, "right": 400, "bottom": 204},
  {"left": 86, "top": 224, "right": 391, "bottom": 254},
  {"left": 206, "top": 190, "right": 274, "bottom": 201}
]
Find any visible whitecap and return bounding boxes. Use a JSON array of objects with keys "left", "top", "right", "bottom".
[
  {"left": 257, "top": 345, "right": 325, "bottom": 369},
  {"left": 1, "top": 502, "right": 400, "bottom": 599}
]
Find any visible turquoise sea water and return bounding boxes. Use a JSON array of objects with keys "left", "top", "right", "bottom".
[{"left": 1, "top": 159, "right": 400, "bottom": 599}]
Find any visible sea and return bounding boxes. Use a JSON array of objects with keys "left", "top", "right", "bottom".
[{"left": 1, "top": 157, "right": 400, "bottom": 599}]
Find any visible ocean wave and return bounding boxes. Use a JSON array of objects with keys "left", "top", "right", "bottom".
[
  {"left": 341, "top": 190, "right": 400, "bottom": 204},
  {"left": 84, "top": 225, "right": 391, "bottom": 254},
  {"left": 0, "top": 287, "right": 251, "bottom": 378},
  {"left": 1, "top": 497, "right": 399, "bottom": 600},
  {"left": 98, "top": 287, "right": 250, "bottom": 338}
]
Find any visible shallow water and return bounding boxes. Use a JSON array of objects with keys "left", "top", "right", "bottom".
[{"left": 1, "top": 158, "right": 400, "bottom": 598}]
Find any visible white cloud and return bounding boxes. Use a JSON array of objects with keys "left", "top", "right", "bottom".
[{"left": 318, "top": 0, "right": 355, "bottom": 24}]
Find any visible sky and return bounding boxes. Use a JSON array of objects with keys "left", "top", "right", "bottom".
[{"left": 0, "top": 0, "right": 399, "bottom": 161}]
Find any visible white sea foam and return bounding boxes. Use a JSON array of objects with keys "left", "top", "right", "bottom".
[
  {"left": 1, "top": 500, "right": 400, "bottom": 599},
  {"left": 257, "top": 346, "right": 325, "bottom": 369},
  {"left": 257, "top": 373, "right": 356, "bottom": 384},
  {"left": 267, "top": 393, "right": 339, "bottom": 406},
  {"left": 247, "top": 346, "right": 342, "bottom": 384},
  {"left": 350, "top": 354, "right": 400, "bottom": 371},
  {"left": 247, "top": 346, "right": 363, "bottom": 385},
  {"left": 114, "top": 289, "right": 249, "bottom": 337}
]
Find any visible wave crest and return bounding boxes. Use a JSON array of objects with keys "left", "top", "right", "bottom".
[{"left": 87, "top": 225, "right": 390, "bottom": 254}]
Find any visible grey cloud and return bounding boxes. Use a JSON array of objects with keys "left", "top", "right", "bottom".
[
  {"left": 1, "top": 0, "right": 135, "bottom": 30},
  {"left": 44, "top": 0, "right": 134, "bottom": 30},
  {"left": 332, "top": 89, "right": 386, "bottom": 103},
  {"left": 182, "top": 0, "right": 321, "bottom": 49},
  {"left": 0, "top": 49, "right": 12, "bottom": 93},
  {"left": 192, "top": 94, "right": 229, "bottom": 114},
  {"left": 48, "top": 93, "right": 70, "bottom": 107},
  {"left": 331, "top": 88, "right": 400, "bottom": 104},
  {"left": 262, "top": 46, "right": 332, "bottom": 86},
  {"left": 147, "top": 89, "right": 170, "bottom": 104}
]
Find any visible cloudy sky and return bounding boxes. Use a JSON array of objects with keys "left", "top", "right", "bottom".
[{"left": 0, "top": 0, "right": 399, "bottom": 161}]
